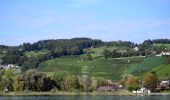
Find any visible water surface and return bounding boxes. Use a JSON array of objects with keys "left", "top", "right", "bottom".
[{"left": 0, "top": 95, "right": 170, "bottom": 100}]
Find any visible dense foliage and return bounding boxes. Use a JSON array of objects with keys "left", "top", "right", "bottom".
[
  {"left": 144, "top": 72, "right": 158, "bottom": 92},
  {"left": 0, "top": 69, "right": 108, "bottom": 92}
]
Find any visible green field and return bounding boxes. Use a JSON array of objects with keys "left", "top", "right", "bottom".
[
  {"left": 38, "top": 56, "right": 145, "bottom": 80},
  {"left": 37, "top": 55, "right": 170, "bottom": 80},
  {"left": 154, "top": 44, "right": 170, "bottom": 49},
  {"left": 84, "top": 46, "right": 134, "bottom": 58},
  {"left": 33, "top": 45, "right": 170, "bottom": 80},
  {"left": 24, "top": 50, "right": 48, "bottom": 58},
  {"left": 151, "top": 64, "right": 170, "bottom": 80},
  {"left": 84, "top": 46, "right": 118, "bottom": 58},
  {"left": 131, "top": 56, "right": 169, "bottom": 75}
]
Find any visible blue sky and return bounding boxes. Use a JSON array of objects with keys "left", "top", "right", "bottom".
[{"left": 0, "top": 0, "right": 170, "bottom": 46}]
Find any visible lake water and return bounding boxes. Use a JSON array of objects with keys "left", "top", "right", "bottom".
[{"left": 0, "top": 95, "right": 170, "bottom": 100}]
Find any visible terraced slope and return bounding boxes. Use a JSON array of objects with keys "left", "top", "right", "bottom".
[
  {"left": 38, "top": 56, "right": 144, "bottom": 80},
  {"left": 131, "top": 56, "right": 169, "bottom": 76}
]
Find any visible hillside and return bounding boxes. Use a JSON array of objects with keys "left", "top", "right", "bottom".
[
  {"left": 84, "top": 46, "right": 134, "bottom": 58},
  {"left": 131, "top": 57, "right": 169, "bottom": 75},
  {"left": 154, "top": 44, "right": 170, "bottom": 49},
  {"left": 151, "top": 64, "right": 170, "bottom": 80},
  {"left": 37, "top": 55, "right": 144, "bottom": 80},
  {"left": 38, "top": 56, "right": 170, "bottom": 80},
  {"left": 1, "top": 38, "right": 170, "bottom": 80},
  {"left": 84, "top": 46, "right": 118, "bottom": 58}
]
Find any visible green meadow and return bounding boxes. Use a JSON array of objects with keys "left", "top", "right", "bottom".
[{"left": 37, "top": 55, "right": 144, "bottom": 80}]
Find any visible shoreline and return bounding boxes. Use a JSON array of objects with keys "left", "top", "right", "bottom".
[{"left": 0, "top": 91, "right": 170, "bottom": 96}]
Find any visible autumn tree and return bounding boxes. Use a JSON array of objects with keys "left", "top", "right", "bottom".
[
  {"left": 144, "top": 72, "right": 158, "bottom": 92},
  {"left": 126, "top": 76, "right": 140, "bottom": 91}
]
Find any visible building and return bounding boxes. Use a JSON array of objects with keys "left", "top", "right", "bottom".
[
  {"left": 132, "top": 87, "right": 151, "bottom": 94},
  {"left": 0, "top": 64, "right": 19, "bottom": 70},
  {"left": 97, "top": 86, "right": 118, "bottom": 92},
  {"left": 157, "top": 80, "right": 170, "bottom": 91},
  {"left": 156, "top": 51, "right": 170, "bottom": 57},
  {"left": 134, "top": 47, "right": 139, "bottom": 51}
]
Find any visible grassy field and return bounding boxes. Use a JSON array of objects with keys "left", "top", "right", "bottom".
[
  {"left": 131, "top": 56, "right": 168, "bottom": 75},
  {"left": 84, "top": 46, "right": 118, "bottom": 58},
  {"left": 84, "top": 46, "right": 134, "bottom": 58},
  {"left": 24, "top": 50, "right": 48, "bottom": 58},
  {"left": 33, "top": 44, "right": 170, "bottom": 80},
  {"left": 38, "top": 56, "right": 144, "bottom": 80},
  {"left": 38, "top": 55, "right": 170, "bottom": 80},
  {"left": 151, "top": 64, "right": 170, "bottom": 80},
  {"left": 154, "top": 44, "right": 170, "bottom": 49}
]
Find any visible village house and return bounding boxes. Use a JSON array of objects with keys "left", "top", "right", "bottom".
[
  {"left": 97, "top": 80, "right": 124, "bottom": 92},
  {"left": 132, "top": 87, "right": 151, "bottom": 94},
  {"left": 156, "top": 80, "right": 170, "bottom": 91},
  {"left": 156, "top": 51, "right": 170, "bottom": 57},
  {"left": 0, "top": 64, "right": 19, "bottom": 70}
]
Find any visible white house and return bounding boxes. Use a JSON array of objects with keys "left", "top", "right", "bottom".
[
  {"left": 161, "top": 80, "right": 169, "bottom": 85},
  {"left": 132, "top": 87, "right": 151, "bottom": 94},
  {"left": 134, "top": 47, "right": 139, "bottom": 51},
  {"left": 0, "top": 64, "right": 20, "bottom": 70},
  {"left": 156, "top": 51, "right": 170, "bottom": 57}
]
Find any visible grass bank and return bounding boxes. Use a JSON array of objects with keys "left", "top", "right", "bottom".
[{"left": 0, "top": 91, "right": 170, "bottom": 96}]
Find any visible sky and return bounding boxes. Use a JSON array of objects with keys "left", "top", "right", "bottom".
[{"left": 0, "top": 0, "right": 170, "bottom": 46}]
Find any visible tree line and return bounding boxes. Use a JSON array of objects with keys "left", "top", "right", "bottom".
[
  {"left": 0, "top": 69, "right": 108, "bottom": 92},
  {"left": 102, "top": 39, "right": 170, "bottom": 59}
]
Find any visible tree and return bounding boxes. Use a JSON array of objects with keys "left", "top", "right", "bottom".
[
  {"left": 24, "top": 69, "right": 54, "bottom": 91},
  {"left": 65, "top": 75, "right": 80, "bottom": 91},
  {"left": 126, "top": 76, "right": 140, "bottom": 91},
  {"left": 81, "top": 75, "right": 92, "bottom": 92},
  {"left": 3, "top": 69, "right": 15, "bottom": 91},
  {"left": 24, "top": 69, "right": 38, "bottom": 91},
  {"left": 50, "top": 73, "right": 65, "bottom": 91},
  {"left": 144, "top": 72, "right": 158, "bottom": 92},
  {"left": 0, "top": 77, "right": 6, "bottom": 91},
  {"left": 13, "top": 74, "right": 25, "bottom": 91},
  {"left": 91, "top": 77, "right": 98, "bottom": 91},
  {"left": 102, "top": 49, "right": 110, "bottom": 59}
]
